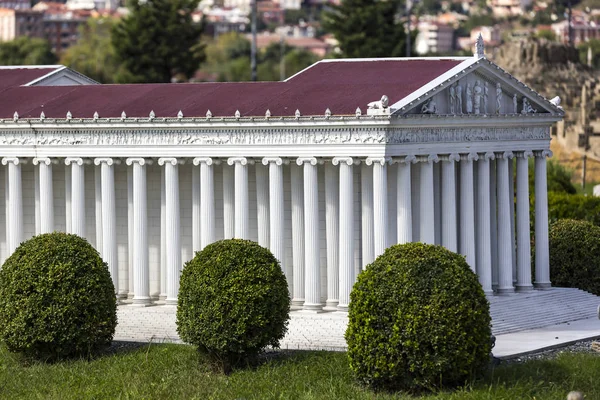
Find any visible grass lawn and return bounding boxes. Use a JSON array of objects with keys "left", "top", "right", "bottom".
[{"left": 0, "top": 343, "right": 598, "bottom": 399}]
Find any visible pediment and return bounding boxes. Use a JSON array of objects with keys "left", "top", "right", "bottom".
[{"left": 393, "top": 58, "right": 563, "bottom": 118}]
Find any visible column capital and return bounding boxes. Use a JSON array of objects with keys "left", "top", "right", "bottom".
[
  {"left": 365, "top": 157, "right": 391, "bottom": 166},
  {"left": 516, "top": 150, "right": 535, "bottom": 159},
  {"left": 448, "top": 153, "right": 461, "bottom": 162},
  {"left": 417, "top": 154, "right": 439, "bottom": 163},
  {"left": 158, "top": 157, "right": 179, "bottom": 166},
  {"left": 193, "top": 157, "right": 214, "bottom": 166},
  {"left": 262, "top": 157, "right": 283, "bottom": 166},
  {"left": 535, "top": 149, "right": 553, "bottom": 158},
  {"left": 332, "top": 157, "right": 354, "bottom": 166},
  {"left": 461, "top": 152, "right": 479, "bottom": 162},
  {"left": 126, "top": 157, "right": 146, "bottom": 166},
  {"left": 65, "top": 157, "right": 84, "bottom": 166},
  {"left": 1, "top": 157, "right": 19, "bottom": 166},
  {"left": 227, "top": 157, "right": 248, "bottom": 166},
  {"left": 483, "top": 152, "right": 496, "bottom": 161},
  {"left": 94, "top": 157, "right": 115, "bottom": 166},
  {"left": 497, "top": 151, "right": 515, "bottom": 160},
  {"left": 33, "top": 157, "right": 52, "bottom": 166},
  {"left": 399, "top": 154, "right": 418, "bottom": 164},
  {"left": 296, "top": 157, "right": 317, "bottom": 166}
]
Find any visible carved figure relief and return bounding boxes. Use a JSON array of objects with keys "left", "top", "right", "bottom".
[
  {"left": 513, "top": 94, "right": 518, "bottom": 114},
  {"left": 521, "top": 97, "right": 536, "bottom": 114},
  {"left": 421, "top": 98, "right": 437, "bottom": 114},
  {"left": 456, "top": 83, "right": 463, "bottom": 114},
  {"left": 473, "top": 80, "right": 482, "bottom": 115},
  {"left": 483, "top": 81, "right": 489, "bottom": 114},
  {"left": 496, "top": 83, "right": 502, "bottom": 114},
  {"left": 466, "top": 83, "right": 473, "bottom": 114},
  {"left": 449, "top": 83, "right": 456, "bottom": 114}
]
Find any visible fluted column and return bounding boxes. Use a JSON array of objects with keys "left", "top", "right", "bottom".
[
  {"left": 160, "top": 167, "right": 166, "bottom": 300},
  {"left": 159, "top": 158, "right": 181, "bottom": 305},
  {"left": 65, "top": 165, "right": 71, "bottom": 233},
  {"left": 361, "top": 163, "right": 374, "bottom": 268},
  {"left": 497, "top": 152, "right": 515, "bottom": 294},
  {"left": 127, "top": 167, "right": 134, "bottom": 296},
  {"left": 334, "top": 157, "right": 354, "bottom": 311},
  {"left": 95, "top": 158, "right": 118, "bottom": 295},
  {"left": 66, "top": 157, "right": 85, "bottom": 238},
  {"left": 460, "top": 153, "right": 478, "bottom": 271},
  {"left": 34, "top": 166, "right": 39, "bottom": 235},
  {"left": 222, "top": 162, "right": 235, "bottom": 239},
  {"left": 476, "top": 152, "right": 494, "bottom": 294},
  {"left": 263, "top": 157, "right": 285, "bottom": 278},
  {"left": 490, "top": 160, "right": 498, "bottom": 289},
  {"left": 192, "top": 164, "right": 200, "bottom": 252},
  {"left": 441, "top": 154, "right": 459, "bottom": 251},
  {"left": 508, "top": 159, "right": 517, "bottom": 284},
  {"left": 297, "top": 157, "right": 321, "bottom": 311},
  {"left": 324, "top": 161, "right": 339, "bottom": 309},
  {"left": 33, "top": 157, "right": 54, "bottom": 234},
  {"left": 228, "top": 157, "right": 249, "bottom": 239},
  {"left": 396, "top": 155, "right": 415, "bottom": 244},
  {"left": 535, "top": 150, "right": 552, "bottom": 289},
  {"left": 3, "top": 157, "right": 22, "bottom": 255},
  {"left": 419, "top": 154, "right": 438, "bottom": 244},
  {"left": 194, "top": 158, "right": 216, "bottom": 249},
  {"left": 255, "top": 162, "right": 270, "bottom": 248},
  {"left": 516, "top": 151, "right": 534, "bottom": 291},
  {"left": 126, "top": 158, "right": 150, "bottom": 305},
  {"left": 290, "top": 163, "right": 305, "bottom": 306},
  {"left": 94, "top": 165, "right": 103, "bottom": 251},
  {"left": 367, "top": 157, "right": 389, "bottom": 257}
]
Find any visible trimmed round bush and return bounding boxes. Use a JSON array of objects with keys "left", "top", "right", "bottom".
[
  {"left": 549, "top": 219, "right": 600, "bottom": 295},
  {"left": 346, "top": 243, "right": 492, "bottom": 392},
  {"left": 0, "top": 233, "right": 117, "bottom": 360},
  {"left": 176, "top": 239, "right": 290, "bottom": 371}
]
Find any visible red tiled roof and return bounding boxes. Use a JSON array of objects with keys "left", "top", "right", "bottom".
[
  {"left": 0, "top": 67, "right": 60, "bottom": 92},
  {"left": 0, "top": 59, "right": 464, "bottom": 119}
]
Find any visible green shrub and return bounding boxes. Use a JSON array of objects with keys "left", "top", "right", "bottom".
[
  {"left": 549, "top": 219, "right": 600, "bottom": 295},
  {"left": 527, "top": 158, "right": 576, "bottom": 195},
  {"left": 176, "top": 239, "right": 290, "bottom": 372},
  {"left": 0, "top": 233, "right": 117, "bottom": 360},
  {"left": 346, "top": 243, "right": 492, "bottom": 392},
  {"left": 547, "top": 192, "right": 600, "bottom": 226}
]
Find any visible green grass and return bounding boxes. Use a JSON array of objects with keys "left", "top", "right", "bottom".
[{"left": 0, "top": 343, "right": 598, "bottom": 399}]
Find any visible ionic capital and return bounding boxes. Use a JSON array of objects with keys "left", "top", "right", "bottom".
[
  {"left": 65, "top": 157, "right": 84, "bottom": 166},
  {"left": 193, "top": 157, "right": 213, "bottom": 166},
  {"left": 1, "top": 157, "right": 19, "bottom": 166},
  {"left": 126, "top": 157, "right": 146, "bottom": 166},
  {"left": 536, "top": 149, "right": 553, "bottom": 158},
  {"left": 498, "top": 151, "right": 514, "bottom": 160},
  {"left": 332, "top": 157, "right": 353, "bottom": 166},
  {"left": 33, "top": 157, "right": 52, "bottom": 166},
  {"left": 158, "top": 157, "right": 179, "bottom": 166},
  {"left": 227, "top": 157, "right": 248, "bottom": 166},
  {"left": 296, "top": 157, "right": 318, "bottom": 166},
  {"left": 365, "top": 157, "right": 391, "bottom": 166},
  {"left": 448, "top": 153, "right": 461, "bottom": 162},
  {"left": 416, "top": 154, "right": 439, "bottom": 164},
  {"left": 94, "top": 158, "right": 114, "bottom": 166},
  {"left": 517, "top": 150, "right": 534, "bottom": 159},
  {"left": 262, "top": 157, "right": 283, "bottom": 166},
  {"left": 483, "top": 152, "right": 496, "bottom": 161},
  {"left": 402, "top": 155, "right": 418, "bottom": 164}
]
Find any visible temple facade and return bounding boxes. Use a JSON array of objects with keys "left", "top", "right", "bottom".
[{"left": 0, "top": 45, "right": 563, "bottom": 311}]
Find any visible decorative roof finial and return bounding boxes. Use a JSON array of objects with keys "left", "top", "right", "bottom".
[
  {"left": 355, "top": 107, "right": 362, "bottom": 117},
  {"left": 265, "top": 109, "right": 271, "bottom": 118},
  {"left": 177, "top": 110, "right": 183, "bottom": 119},
  {"left": 13, "top": 111, "right": 18, "bottom": 122},
  {"left": 295, "top": 109, "right": 301, "bottom": 119},
  {"left": 66, "top": 111, "right": 72, "bottom": 120},
  {"left": 40, "top": 111, "right": 45, "bottom": 120},
  {"left": 475, "top": 33, "right": 485, "bottom": 59},
  {"left": 149, "top": 110, "right": 155, "bottom": 120},
  {"left": 206, "top": 109, "right": 212, "bottom": 118},
  {"left": 93, "top": 111, "right": 99, "bottom": 120},
  {"left": 234, "top": 109, "right": 241, "bottom": 119},
  {"left": 325, "top": 108, "right": 331, "bottom": 118},
  {"left": 121, "top": 111, "right": 127, "bottom": 120}
]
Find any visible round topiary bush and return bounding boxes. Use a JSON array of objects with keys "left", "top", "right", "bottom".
[
  {"left": 0, "top": 233, "right": 117, "bottom": 360},
  {"left": 176, "top": 239, "right": 290, "bottom": 372},
  {"left": 346, "top": 242, "right": 492, "bottom": 392},
  {"left": 549, "top": 219, "right": 600, "bottom": 295}
]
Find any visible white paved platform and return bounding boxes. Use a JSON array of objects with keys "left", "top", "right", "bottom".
[{"left": 113, "top": 287, "right": 600, "bottom": 357}]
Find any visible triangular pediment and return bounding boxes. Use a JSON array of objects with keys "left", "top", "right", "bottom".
[{"left": 392, "top": 58, "right": 563, "bottom": 117}]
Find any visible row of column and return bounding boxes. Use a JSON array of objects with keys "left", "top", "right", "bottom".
[{"left": 0, "top": 150, "right": 552, "bottom": 310}]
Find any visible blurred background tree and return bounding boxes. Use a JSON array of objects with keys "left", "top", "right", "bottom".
[{"left": 0, "top": 37, "right": 56, "bottom": 65}]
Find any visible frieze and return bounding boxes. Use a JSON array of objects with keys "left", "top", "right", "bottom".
[{"left": 0, "top": 126, "right": 550, "bottom": 147}]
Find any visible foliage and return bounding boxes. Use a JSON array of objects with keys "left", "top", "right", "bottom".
[
  {"left": 547, "top": 191, "right": 600, "bottom": 226},
  {"left": 322, "top": 0, "right": 410, "bottom": 58},
  {"left": 578, "top": 39, "right": 600, "bottom": 69},
  {"left": 60, "top": 17, "right": 131, "bottom": 84},
  {"left": 536, "top": 29, "right": 557, "bottom": 41},
  {"left": 0, "top": 233, "right": 117, "bottom": 360},
  {"left": 346, "top": 243, "right": 492, "bottom": 392},
  {"left": 549, "top": 219, "right": 600, "bottom": 295},
  {"left": 0, "top": 36, "right": 57, "bottom": 65},
  {"left": 112, "top": 0, "right": 205, "bottom": 83},
  {"left": 527, "top": 158, "right": 577, "bottom": 195},
  {"left": 176, "top": 239, "right": 290, "bottom": 372},
  {"left": 462, "top": 14, "right": 496, "bottom": 33}
]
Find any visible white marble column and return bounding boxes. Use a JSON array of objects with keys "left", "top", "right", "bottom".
[
  {"left": 263, "top": 157, "right": 285, "bottom": 274},
  {"left": 159, "top": 168, "right": 167, "bottom": 300},
  {"left": 334, "top": 157, "right": 354, "bottom": 311},
  {"left": 2, "top": 157, "right": 22, "bottom": 255},
  {"left": 496, "top": 152, "right": 515, "bottom": 294},
  {"left": 228, "top": 157, "right": 249, "bottom": 239},
  {"left": 255, "top": 162, "right": 270, "bottom": 248},
  {"left": 396, "top": 155, "right": 416, "bottom": 244},
  {"left": 324, "top": 161, "right": 339, "bottom": 309},
  {"left": 360, "top": 163, "right": 374, "bottom": 268},
  {"left": 516, "top": 151, "right": 534, "bottom": 291},
  {"left": 94, "top": 165, "right": 103, "bottom": 251},
  {"left": 222, "top": 162, "right": 235, "bottom": 239},
  {"left": 34, "top": 166, "right": 39, "bottom": 235},
  {"left": 159, "top": 158, "right": 181, "bottom": 305},
  {"left": 290, "top": 163, "right": 305, "bottom": 306},
  {"left": 490, "top": 160, "right": 498, "bottom": 289},
  {"left": 127, "top": 167, "right": 134, "bottom": 296},
  {"left": 460, "top": 153, "right": 478, "bottom": 271},
  {"left": 65, "top": 164, "right": 71, "bottom": 233},
  {"left": 33, "top": 157, "right": 54, "bottom": 234},
  {"left": 441, "top": 154, "right": 459, "bottom": 252},
  {"left": 476, "top": 153, "right": 494, "bottom": 294},
  {"left": 126, "top": 158, "right": 151, "bottom": 305},
  {"left": 367, "top": 157, "right": 389, "bottom": 257},
  {"left": 508, "top": 159, "right": 517, "bottom": 284},
  {"left": 419, "top": 154, "right": 438, "bottom": 244},
  {"left": 297, "top": 157, "right": 321, "bottom": 311},
  {"left": 66, "top": 158, "right": 85, "bottom": 238},
  {"left": 192, "top": 164, "right": 200, "bottom": 252},
  {"left": 95, "top": 158, "right": 118, "bottom": 295},
  {"left": 194, "top": 158, "right": 216, "bottom": 249},
  {"left": 534, "top": 150, "right": 552, "bottom": 289}
]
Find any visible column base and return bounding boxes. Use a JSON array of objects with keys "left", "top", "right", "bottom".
[
  {"left": 159, "top": 294, "right": 167, "bottom": 301},
  {"left": 301, "top": 302, "right": 323, "bottom": 313},
  {"left": 495, "top": 287, "right": 515, "bottom": 295},
  {"left": 165, "top": 298, "right": 178, "bottom": 306},
  {"left": 324, "top": 300, "right": 339, "bottom": 311},
  {"left": 336, "top": 305, "right": 349, "bottom": 312},
  {"left": 534, "top": 282, "right": 552, "bottom": 290},
  {"left": 291, "top": 298, "right": 305, "bottom": 308},
  {"left": 117, "top": 291, "right": 129, "bottom": 299},
  {"left": 515, "top": 285, "right": 534, "bottom": 292},
  {"left": 131, "top": 296, "right": 153, "bottom": 307}
]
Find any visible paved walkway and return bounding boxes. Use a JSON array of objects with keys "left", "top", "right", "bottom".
[{"left": 114, "top": 287, "right": 600, "bottom": 358}]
